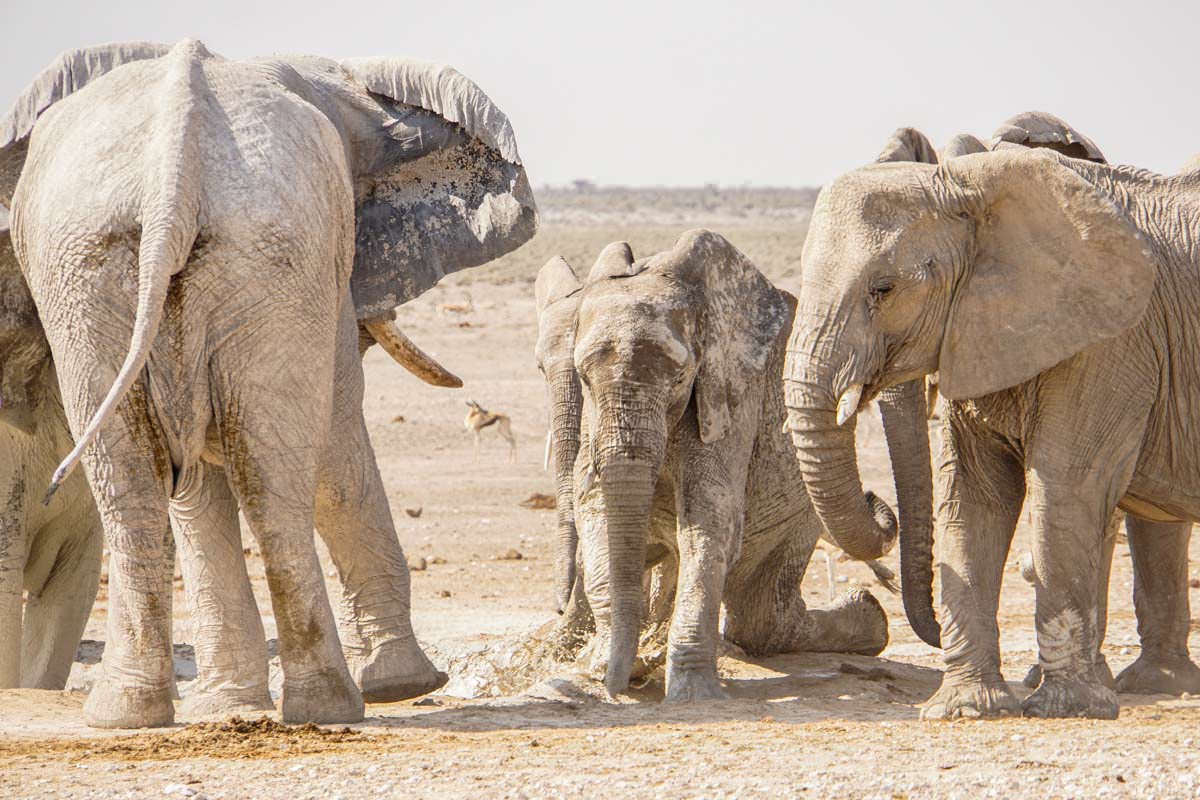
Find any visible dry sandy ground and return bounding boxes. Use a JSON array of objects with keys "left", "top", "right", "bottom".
[{"left": 3, "top": 217, "right": 1200, "bottom": 798}]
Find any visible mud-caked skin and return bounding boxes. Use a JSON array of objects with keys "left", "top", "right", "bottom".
[
  {"left": 2, "top": 40, "right": 534, "bottom": 728},
  {"left": 563, "top": 231, "right": 909, "bottom": 702},
  {"left": 784, "top": 142, "right": 1200, "bottom": 721}
]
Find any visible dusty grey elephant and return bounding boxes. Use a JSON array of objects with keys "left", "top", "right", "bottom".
[
  {"left": 571, "top": 230, "right": 919, "bottom": 701},
  {"left": 784, "top": 143, "right": 1200, "bottom": 720},
  {"left": 534, "top": 254, "right": 681, "bottom": 671},
  {"left": 0, "top": 210, "right": 102, "bottom": 689},
  {"left": 2, "top": 40, "right": 535, "bottom": 728}
]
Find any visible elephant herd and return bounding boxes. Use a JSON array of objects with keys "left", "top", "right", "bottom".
[{"left": 1, "top": 39, "right": 1199, "bottom": 730}]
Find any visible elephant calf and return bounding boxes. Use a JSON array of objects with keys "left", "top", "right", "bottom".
[{"left": 541, "top": 230, "right": 921, "bottom": 702}]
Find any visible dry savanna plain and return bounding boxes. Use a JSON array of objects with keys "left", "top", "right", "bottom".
[{"left": 3, "top": 187, "right": 1200, "bottom": 799}]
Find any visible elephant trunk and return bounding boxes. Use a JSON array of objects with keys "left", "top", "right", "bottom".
[
  {"left": 876, "top": 381, "right": 940, "bottom": 648},
  {"left": 591, "top": 463, "right": 656, "bottom": 696},
  {"left": 547, "top": 365, "right": 583, "bottom": 612},
  {"left": 785, "top": 370, "right": 897, "bottom": 562},
  {"left": 580, "top": 395, "right": 666, "bottom": 696}
]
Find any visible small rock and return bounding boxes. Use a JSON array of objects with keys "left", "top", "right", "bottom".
[
  {"left": 413, "top": 697, "right": 442, "bottom": 707},
  {"left": 519, "top": 493, "right": 556, "bottom": 510},
  {"left": 429, "top": 556, "right": 447, "bottom": 565},
  {"left": 405, "top": 507, "right": 423, "bottom": 518},
  {"left": 164, "top": 785, "right": 197, "bottom": 798},
  {"left": 392, "top": 414, "right": 406, "bottom": 424},
  {"left": 408, "top": 557, "right": 428, "bottom": 572},
  {"left": 1190, "top": 578, "right": 1200, "bottom": 589},
  {"left": 437, "top": 589, "right": 452, "bottom": 598},
  {"left": 498, "top": 548, "right": 523, "bottom": 561}
]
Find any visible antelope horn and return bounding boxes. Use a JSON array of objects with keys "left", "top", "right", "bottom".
[{"left": 363, "top": 318, "right": 463, "bottom": 388}]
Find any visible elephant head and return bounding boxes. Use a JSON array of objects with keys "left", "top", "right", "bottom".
[
  {"left": 784, "top": 147, "right": 1157, "bottom": 646},
  {"left": 0, "top": 44, "right": 536, "bottom": 488},
  {"left": 573, "top": 229, "right": 791, "bottom": 694},
  {"left": 0, "top": 204, "right": 51, "bottom": 434},
  {"left": 534, "top": 256, "right": 584, "bottom": 613}
]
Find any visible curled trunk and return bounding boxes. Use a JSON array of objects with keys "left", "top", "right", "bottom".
[
  {"left": 786, "top": 382, "right": 897, "bottom": 561},
  {"left": 547, "top": 365, "right": 583, "bottom": 612}
]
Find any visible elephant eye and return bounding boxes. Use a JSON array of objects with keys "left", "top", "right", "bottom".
[{"left": 869, "top": 279, "right": 895, "bottom": 299}]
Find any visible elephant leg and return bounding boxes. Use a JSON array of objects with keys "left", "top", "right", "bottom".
[
  {"left": 171, "top": 462, "right": 273, "bottom": 716},
  {"left": 214, "top": 360, "right": 362, "bottom": 725},
  {"left": 922, "top": 417, "right": 1023, "bottom": 721},
  {"left": 315, "top": 307, "right": 444, "bottom": 704},
  {"left": 19, "top": 523, "right": 102, "bottom": 689},
  {"left": 1020, "top": 472, "right": 1120, "bottom": 720},
  {"left": 1116, "top": 518, "right": 1200, "bottom": 694},
  {"left": 1024, "top": 510, "right": 1120, "bottom": 690},
  {"left": 78, "top": 396, "right": 177, "bottom": 729},
  {"left": 725, "top": 513, "right": 888, "bottom": 657},
  {"left": 663, "top": 463, "right": 738, "bottom": 703},
  {"left": 0, "top": 484, "right": 28, "bottom": 689}
]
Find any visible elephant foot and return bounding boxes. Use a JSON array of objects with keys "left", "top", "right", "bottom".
[
  {"left": 350, "top": 638, "right": 447, "bottom": 704},
  {"left": 83, "top": 680, "right": 175, "bottom": 729},
  {"left": 1024, "top": 655, "right": 1115, "bottom": 690},
  {"left": 664, "top": 666, "right": 726, "bottom": 703},
  {"left": 920, "top": 676, "right": 1020, "bottom": 721},
  {"left": 1021, "top": 675, "right": 1118, "bottom": 719},
  {"left": 1115, "top": 653, "right": 1200, "bottom": 695},
  {"left": 794, "top": 589, "right": 890, "bottom": 656},
  {"left": 280, "top": 668, "right": 364, "bottom": 724},
  {"left": 180, "top": 687, "right": 275, "bottom": 719}
]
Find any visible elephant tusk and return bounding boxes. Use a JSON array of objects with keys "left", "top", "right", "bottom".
[
  {"left": 836, "top": 383, "right": 864, "bottom": 426},
  {"left": 364, "top": 318, "right": 463, "bottom": 388},
  {"left": 543, "top": 429, "right": 553, "bottom": 472}
]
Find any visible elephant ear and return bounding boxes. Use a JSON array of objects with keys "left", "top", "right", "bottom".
[
  {"left": 937, "top": 150, "right": 1156, "bottom": 400},
  {"left": 0, "top": 42, "right": 172, "bottom": 203},
  {"left": 586, "top": 241, "right": 640, "bottom": 282},
  {"left": 876, "top": 127, "right": 939, "bottom": 165},
  {"left": 535, "top": 256, "right": 582, "bottom": 314},
  {"left": 990, "top": 110, "right": 1107, "bottom": 163},
  {"left": 652, "top": 229, "right": 791, "bottom": 443},
  {"left": 940, "top": 133, "right": 987, "bottom": 160},
  {"left": 337, "top": 58, "right": 538, "bottom": 318}
]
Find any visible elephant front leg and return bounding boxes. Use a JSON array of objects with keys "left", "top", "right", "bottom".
[
  {"left": 664, "top": 479, "right": 737, "bottom": 703},
  {"left": 1020, "top": 475, "right": 1119, "bottom": 720},
  {"left": 171, "top": 462, "right": 273, "bottom": 717},
  {"left": 922, "top": 421, "right": 1023, "bottom": 721},
  {"left": 1024, "top": 511, "right": 1120, "bottom": 690},
  {"left": 1115, "top": 518, "right": 1200, "bottom": 695}
]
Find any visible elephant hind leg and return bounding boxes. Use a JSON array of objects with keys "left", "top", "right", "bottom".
[
  {"left": 20, "top": 521, "right": 102, "bottom": 689},
  {"left": 171, "top": 461, "right": 273, "bottom": 717},
  {"left": 73, "top": 387, "right": 176, "bottom": 729},
  {"left": 211, "top": 341, "right": 362, "bottom": 725},
  {"left": 314, "top": 305, "right": 444, "bottom": 703},
  {"left": 1115, "top": 517, "right": 1200, "bottom": 695}
]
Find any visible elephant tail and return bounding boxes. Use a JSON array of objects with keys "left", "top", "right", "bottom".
[{"left": 44, "top": 40, "right": 207, "bottom": 504}]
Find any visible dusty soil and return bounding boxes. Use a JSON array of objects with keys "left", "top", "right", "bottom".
[{"left": 3, "top": 207, "right": 1200, "bottom": 798}]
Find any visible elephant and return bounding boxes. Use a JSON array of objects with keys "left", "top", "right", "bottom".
[
  {"left": 878, "top": 115, "right": 1200, "bottom": 699},
  {"left": 570, "top": 229, "right": 925, "bottom": 701},
  {"left": 2, "top": 40, "right": 536, "bottom": 728},
  {"left": 783, "top": 139, "right": 1200, "bottom": 720},
  {"left": 0, "top": 210, "right": 103, "bottom": 690}
]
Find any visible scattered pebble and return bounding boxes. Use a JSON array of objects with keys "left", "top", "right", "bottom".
[
  {"left": 405, "top": 507, "right": 423, "bottom": 518},
  {"left": 408, "top": 556, "right": 428, "bottom": 572},
  {"left": 498, "top": 549, "right": 524, "bottom": 561}
]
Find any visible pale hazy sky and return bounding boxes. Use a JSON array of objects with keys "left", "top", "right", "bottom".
[{"left": 4, "top": 1, "right": 1196, "bottom": 186}]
